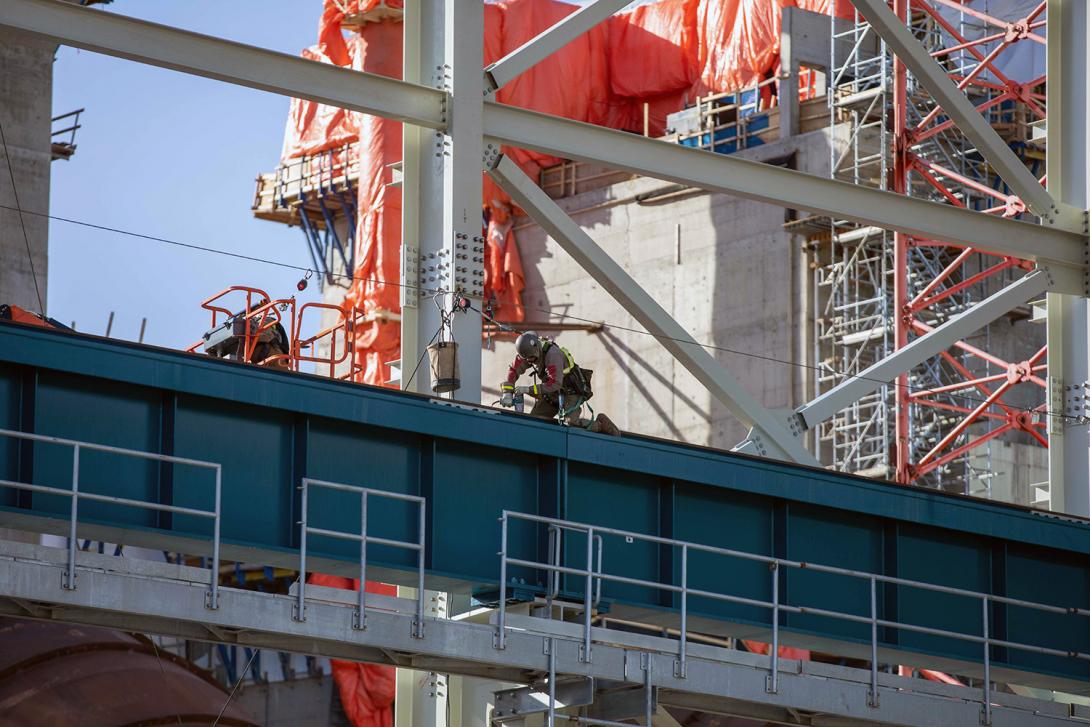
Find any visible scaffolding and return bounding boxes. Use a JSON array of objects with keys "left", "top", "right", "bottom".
[
  {"left": 815, "top": 1, "right": 1048, "bottom": 494},
  {"left": 252, "top": 142, "right": 360, "bottom": 289}
]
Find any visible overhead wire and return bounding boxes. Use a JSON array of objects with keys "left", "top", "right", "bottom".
[
  {"left": 212, "top": 646, "right": 259, "bottom": 727},
  {"left": 148, "top": 636, "right": 185, "bottom": 727},
  {"left": 0, "top": 118, "right": 46, "bottom": 316},
  {"left": 7, "top": 202, "right": 1074, "bottom": 424}
]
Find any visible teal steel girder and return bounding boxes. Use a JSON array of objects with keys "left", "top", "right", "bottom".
[{"left": 0, "top": 322, "right": 1089, "bottom": 686}]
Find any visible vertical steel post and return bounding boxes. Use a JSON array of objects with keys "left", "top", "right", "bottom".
[
  {"left": 869, "top": 576, "right": 879, "bottom": 706},
  {"left": 294, "top": 479, "right": 308, "bottom": 622},
  {"left": 644, "top": 652, "right": 654, "bottom": 726},
  {"left": 400, "top": 0, "right": 434, "bottom": 393},
  {"left": 356, "top": 490, "right": 368, "bottom": 630},
  {"left": 412, "top": 0, "right": 482, "bottom": 399},
  {"left": 1046, "top": 0, "right": 1090, "bottom": 515},
  {"left": 768, "top": 562, "right": 779, "bottom": 693},
  {"left": 208, "top": 465, "right": 221, "bottom": 609},
  {"left": 982, "top": 597, "right": 991, "bottom": 725},
  {"left": 547, "top": 636, "right": 557, "bottom": 727},
  {"left": 583, "top": 527, "right": 594, "bottom": 662},
  {"left": 64, "top": 444, "right": 79, "bottom": 590},
  {"left": 546, "top": 525, "right": 557, "bottom": 617},
  {"left": 594, "top": 534, "right": 603, "bottom": 607},
  {"left": 415, "top": 496, "right": 426, "bottom": 638},
  {"left": 497, "top": 514, "right": 508, "bottom": 649},
  {"left": 678, "top": 544, "right": 688, "bottom": 678}
]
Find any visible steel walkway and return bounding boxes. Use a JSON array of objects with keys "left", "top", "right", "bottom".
[{"left": 0, "top": 539, "right": 1086, "bottom": 726}]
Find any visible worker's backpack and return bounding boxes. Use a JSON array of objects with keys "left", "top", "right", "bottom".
[
  {"left": 539, "top": 341, "right": 594, "bottom": 400},
  {"left": 569, "top": 366, "right": 594, "bottom": 400}
]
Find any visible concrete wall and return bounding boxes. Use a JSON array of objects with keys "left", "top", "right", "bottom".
[
  {"left": 0, "top": 29, "right": 54, "bottom": 314},
  {"left": 480, "top": 129, "right": 831, "bottom": 450},
  {"left": 234, "top": 675, "right": 343, "bottom": 726}
]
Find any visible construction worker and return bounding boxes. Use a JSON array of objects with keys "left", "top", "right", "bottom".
[{"left": 500, "top": 331, "right": 619, "bottom": 435}]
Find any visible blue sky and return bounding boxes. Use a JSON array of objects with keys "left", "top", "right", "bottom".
[{"left": 49, "top": 1, "right": 328, "bottom": 348}]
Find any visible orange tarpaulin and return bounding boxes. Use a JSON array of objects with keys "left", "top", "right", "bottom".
[
  {"left": 341, "top": 19, "right": 405, "bottom": 386},
  {"left": 742, "top": 639, "right": 811, "bottom": 661}
]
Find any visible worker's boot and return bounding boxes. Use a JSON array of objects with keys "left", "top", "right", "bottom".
[{"left": 590, "top": 413, "right": 620, "bottom": 436}]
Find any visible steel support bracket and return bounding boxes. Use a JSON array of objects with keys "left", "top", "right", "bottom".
[
  {"left": 492, "top": 678, "right": 595, "bottom": 721},
  {"left": 1043, "top": 206, "right": 1090, "bottom": 297},
  {"left": 1061, "top": 380, "right": 1090, "bottom": 426}
]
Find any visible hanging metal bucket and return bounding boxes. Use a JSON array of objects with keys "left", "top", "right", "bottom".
[{"left": 428, "top": 341, "right": 460, "bottom": 393}]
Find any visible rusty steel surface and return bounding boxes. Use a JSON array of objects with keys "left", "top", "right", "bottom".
[{"left": 0, "top": 617, "right": 256, "bottom": 726}]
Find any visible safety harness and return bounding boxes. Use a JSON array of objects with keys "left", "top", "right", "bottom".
[{"left": 540, "top": 342, "right": 594, "bottom": 422}]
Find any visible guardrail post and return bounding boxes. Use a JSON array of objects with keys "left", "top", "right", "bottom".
[
  {"left": 547, "top": 636, "right": 557, "bottom": 727},
  {"left": 582, "top": 526, "right": 594, "bottom": 663},
  {"left": 496, "top": 513, "right": 508, "bottom": 649},
  {"left": 982, "top": 597, "right": 991, "bottom": 725},
  {"left": 766, "top": 561, "right": 779, "bottom": 694},
  {"left": 206, "top": 465, "right": 222, "bottom": 610},
  {"left": 354, "top": 490, "right": 368, "bottom": 630},
  {"left": 546, "top": 524, "right": 557, "bottom": 617},
  {"left": 869, "top": 576, "right": 878, "bottom": 707},
  {"left": 676, "top": 544, "right": 688, "bottom": 678},
  {"left": 594, "top": 534, "right": 603, "bottom": 608},
  {"left": 293, "top": 478, "right": 308, "bottom": 622},
  {"left": 644, "top": 652, "right": 654, "bottom": 726},
  {"left": 63, "top": 444, "right": 80, "bottom": 590},
  {"left": 414, "top": 496, "right": 426, "bottom": 639}
]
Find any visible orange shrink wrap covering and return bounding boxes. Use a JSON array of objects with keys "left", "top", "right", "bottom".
[
  {"left": 281, "top": 2, "right": 358, "bottom": 159},
  {"left": 280, "top": 44, "right": 359, "bottom": 159},
  {"left": 742, "top": 639, "right": 811, "bottom": 661},
  {"left": 610, "top": 0, "right": 699, "bottom": 98},
  {"left": 484, "top": 200, "right": 526, "bottom": 322},
  {"left": 697, "top": 0, "right": 788, "bottom": 95},
  {"left": 492, "top": 0, "right": 621, "bottom": 178},
  {"left": 343, "top": 20, "right": 405, "bottom": 387}
]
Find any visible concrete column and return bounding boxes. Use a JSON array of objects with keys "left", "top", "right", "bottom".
[
  {"left": 779, "top": 10, "right": 800, "bottom": 140},
  {"left": 0, "top": 28, "right": 54, "bottom": 314}
]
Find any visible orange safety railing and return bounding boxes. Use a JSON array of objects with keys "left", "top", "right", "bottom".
[
  {"left": 293, "top": 301, "right": 365, "bottom": 382},
  {"left": 186, "top": 287, "right": 298, "bottom": 368},
  {"left": 188, "top": 285, "right": 374, "bottom": 383}
]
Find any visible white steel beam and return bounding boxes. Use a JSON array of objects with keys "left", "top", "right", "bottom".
[
  {"left": 487, "top": 155, "right": 819, "bottom": 465},
  {"left": 846, "top": 0, "right": 1059, "bottom": 220},
  {"left": 481, "top": 106, "right": 1088, "bottom": 282},
  {"left": 1046, "top": 0, "right": 1090, "bottom": 515},
  {"left": 0, "top": 0, "right": 446, "bottom": 129},
  {"left": 797, "top": 269, "right": 1053, "bottom": 430},
  {"left": 5, "top": 0, "right": 1087, "bottom": 285},
  {"left": 436, "top": 0, "right": 484, "bottom": 400},
  {"left": 400, "top": 0, "right": 430, "bottom": 391},
  {"left": 484, "top": 0, "right": 632, "bottom": 93}
]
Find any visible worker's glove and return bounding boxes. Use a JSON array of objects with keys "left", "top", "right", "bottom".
[{"left": 500, "top": 383, "right": 514, "bottom": 408}]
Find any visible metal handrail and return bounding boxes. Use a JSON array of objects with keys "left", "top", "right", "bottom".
[
  {"left": 0, "top": 427, "right": 222, "bottom": 609},
  {"left": 294, "top": 478, "right": 426, "bottom": 637},
  {"left": 497, "top": 511, "right": 1090, "bottom": 724},
  {"left": 51, "top": 108, "right": 83, "bottom": 148}
]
